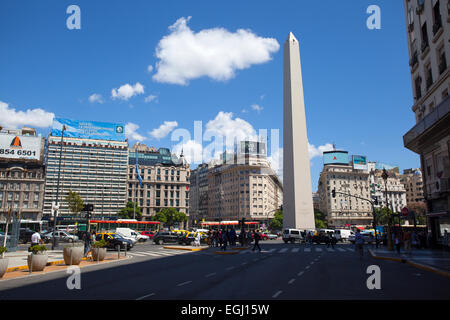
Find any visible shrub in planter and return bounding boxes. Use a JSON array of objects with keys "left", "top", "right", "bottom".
[
  {"left": 0, "top": 246, "right": 8, "bottom": 278},
  {"left": 27, "top": 245, "right": 48, "bottom": 272},
  {"left": 63, "top": 243, "right": 84, "bottom": 265},
  {"left": 91, "top": 240, "right": 107, "bottom": 261}
]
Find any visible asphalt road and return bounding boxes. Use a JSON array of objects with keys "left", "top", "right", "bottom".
[{"left": 1, "top": 241, "right": 449, "bottom": 300}]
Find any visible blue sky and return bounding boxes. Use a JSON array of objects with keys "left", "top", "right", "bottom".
[{"left": 0, "top": 0, "right": 419, "bottom": 191}]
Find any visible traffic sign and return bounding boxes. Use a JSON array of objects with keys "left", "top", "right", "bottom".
[{"left": 401, "top": 207, "right": 409, "bottom": 217}]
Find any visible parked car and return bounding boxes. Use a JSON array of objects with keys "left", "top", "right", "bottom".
[
  {"left": 116, "top": 228, "right": 148, "bottom": 242},
  {"left": 348, "top": 231, "right": 374, "bottom": 244},
  {"left": 19, "top": 228, "right": 35, "bottom": 244},
  {"left": 282, "top": 229, "right": 303, "bottom": 243},
  {"left": 153, "top": 231, "right": 182, "bottom": 245},
  {"left": 140, "top": 231, "right": 155, "bottom": 239},
  {"left": 95, "top": 232, "right": 133, "bottom": 250},
  {"left": 264, "top": 232, "right": 278, "bottom": 240},
  {"left": 44, "top": 230, "right": 79, "bottom": 243},
  {"left": 312, "top": 231, "right": 329, "bottom": 244}
]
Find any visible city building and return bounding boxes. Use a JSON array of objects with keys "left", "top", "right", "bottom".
[
  {"left": 312, "top": 192, "right": 320, "bottom": 210},
  {"left": 207, "top": 141, "right": 283, "bottom": 227},
  {"left": 0, "top": 127, "right": 46, "bottom": 221},
  {"left": 127, "top": 143, "right": 190, "bottom": 221},
  {"left": 400, "top": 168, "right": 426, "bottom": 204},
  {"left": 43, "top": 119, "right": 128, "bottom": 222},
  {"left": 368, "top": 162, "right": 407, "bottom": 214},
  {"left": 402, "top": 0, "right": 450, "bottom": 244},
  {"left": 189, "top": 163, "right": 209, "bottom": 226}
]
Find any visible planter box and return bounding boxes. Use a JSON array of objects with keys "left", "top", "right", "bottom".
[
  {"left": 27, "top": 253, "right": 48, "bottom": 272},
  {"left": 0, "top": 258, "right": 8, "bottom": 278},
  {"left": 63, "top": 246, "right": 84, "bottom": 265},
  {"left": 91, "top": 247, "right": 107, "bottom": 261}
]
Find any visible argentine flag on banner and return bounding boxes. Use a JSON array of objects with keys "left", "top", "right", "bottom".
[{"left": 136, "top": 156, "right": 143, "bottom": 188}]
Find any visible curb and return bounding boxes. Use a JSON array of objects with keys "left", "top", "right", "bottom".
[
  {"left": 215, "top": 251, "right": 239, "bottom": 255},
  {"left": 369, "top": 249, "right": 450, "bottom": 278},
  {"left": 163, "top": 246, "right": 209, "bottom": 252},
  {"left": 231, "top": 247, "right": 250, "bottom": 251}
]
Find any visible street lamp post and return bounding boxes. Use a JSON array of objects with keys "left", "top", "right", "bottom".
[
  {"left": 52, "top": 125, "right": 66, "bottom": 250},
  {"left": 382, "top": 169, "right": 393, "bottom": 251}
]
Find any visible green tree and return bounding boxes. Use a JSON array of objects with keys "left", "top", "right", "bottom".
[
  {"left": 151, "top": 207, "right": 187, "bottom": 230},
  {"left": 65, "top": 190, "right": 84, "bottom": 217},
  {"left": 314, "top": 209, "right": 327, "bottom": 229},
  {"left": 269, "top": 209, "right": 283, "bottom": 231},
  {"left": 374, "top": 207, "right": 395, "bottom": 225},
  {"left": 118, "top": 201, "right": 142, "bottom": 220},
  {"left": 408, "top": 202, "right": 427, "bottom": 225}
]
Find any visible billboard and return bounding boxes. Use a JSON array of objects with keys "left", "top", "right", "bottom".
[
  {"left": 51, "top": 118, "right": 125, "bottom": 141},
  {"left": 352, "top": 155, "right": 368, "bottom": 170},
  {"left": 0, "top": 134, "right": 43, "bottom": 161},
  {"left": 323, "top": 151, "right": 349, "bottom": 165}
]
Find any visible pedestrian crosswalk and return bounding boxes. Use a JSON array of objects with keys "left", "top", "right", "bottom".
[
  {"left": 128, "top": 249, "right": 192, "bottom": 258},
  {"left": 239, "top": 247, "right": 356, "bottom": 254}
]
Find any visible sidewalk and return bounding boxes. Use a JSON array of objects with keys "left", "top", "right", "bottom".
[
  {"left": 4, "top": 250, "right": 65, "bottom": 269},
  {"left": 369, "top": 246, "right": 450, "bottom": 277}
]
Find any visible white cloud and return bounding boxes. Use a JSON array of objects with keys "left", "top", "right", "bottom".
[
  {"left": 149, "top": 121, "right": 178, "bottom": 139},
  {"left": 144, "top": 94, "right": 158, "bottom": 103},
  {"left": 0, "top": 101, "right": 54, "bottom": 129},
  {"left": 147, "top": 65, "right": 154, "bottom": 73},
  {"left": 204, "top": 111, "right": 258, "bottom": 152},
  {"left": 111, "top": 82, "right": 145, "bottom": 101},
  {"left": 172, "top": 139, "right": 203, "bottom": 164},
  {"left": 308, "top": 143, "right": 335, "bottom": 159},
  {"left": 152, "top": 16, "right": 280, "bottom": 85},
  {"left": 251, "top": 104, "right": 263, "bottom": 113},
  {"left": 260, "top": 94, "right": 266, "bottom": 100},
  {"left": 125, "top": 122, "right": 146, "bottom": 142},
  {"left": 88, "top": 93, "right": 104, "bottom": 104},
  {"left": 241, "top": 108, "right": 248, "bottom": 113}
]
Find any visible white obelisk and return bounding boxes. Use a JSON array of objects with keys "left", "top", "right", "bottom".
[{"left": 283, "top": 32, "right": 316, "bottom": 230}]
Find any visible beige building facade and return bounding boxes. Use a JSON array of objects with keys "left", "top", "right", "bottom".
[
  {"left": 127, "top": 144, "right": 190, "bottom": 221},
  {"left": 318, "top": 164, "right": 372, "bottom": 228},
  {"left": 402, "top": 0, "right": 450, "bottom": 244},
  {"left": 400, "top": 168, "right": 426, "bottom": 205}
]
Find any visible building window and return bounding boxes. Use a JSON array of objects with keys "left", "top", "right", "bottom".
[
  {"left": 425, "top": 63, "right": 433, "bottom": 90},
  {"left": 415, "top": 76, "right": 422, "bottom": 100},
  {"left": 432, "top": 0, "right": 442, "bottom": 35},
  {"left": 421, "top": 22, "right": 429, "bottom": 53}
]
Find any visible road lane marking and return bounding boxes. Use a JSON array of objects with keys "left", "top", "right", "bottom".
[
  {"left": 292, "top": 248, "right": 300, "bottom": 253},
  {"left": 305, "top": 266, "right": 310, "bottom": 269},
  {"left": 136, "top": 293, "right": 155, "bottom": 300},
  {"left": 279, "top": 248, "right": 288, "bottom": 253},
  {"left": 205, "top": 272, "right": 216, "bottom": 278},
  {"left": 177, "top": 281, "right": 192, "bottom": 287},
  {"left": 288, "top": 278, "right": 296, "bottom": 284},
  {"left": 226, "top": 266, "right": 235, "bottom": 271},
  {"left": 310, "top": 261, "right": 314, "bottom": 265},
  {"left": 337, "top": 248, "right": 346, "bottom": 252},
  {"left": 268, "top": 249, "right": 276, "bottom": 253},
  {"left": 130, "top": 252, "right": 146, "bottom": 257},
  {"left": 297, "top": 271, "right": 304, "bottom": 276},
  {"left": 304, "top": 248, "right": 311, "bottom": 252},
  {"left": 315, "top": 248, "right": 322, "bottom": 252},
  {"left": 272, "top": 290, "right": 282, "bottom": 298},
  {"left": 347, "top": 248, "right": 354, "bottom": 252},
  {"left": 327, "top": 248, "right": 335, "bottom": 252},
  {"left": 242, "top": 262, "right": 248, "bottom": 265}
]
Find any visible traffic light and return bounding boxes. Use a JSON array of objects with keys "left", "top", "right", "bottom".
[
  {"left": 374, "top": 197, "right": 378, "bottom": 205},
  {"left": 83, "top": 204, "right": 94, "bottom": 212},
  {"left": 332, "top": 188, "right": 336, "bottom": 198}
]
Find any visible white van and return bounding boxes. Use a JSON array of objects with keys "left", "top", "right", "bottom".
[
  {"left": 115, "top": 228, "right": 138, "bottom": 244},
  {"left": 282, "top": 229, "right": 303, "bottom": 243},
  {"left": 334, "top": 229, "right": 354, "bottom": 242}
]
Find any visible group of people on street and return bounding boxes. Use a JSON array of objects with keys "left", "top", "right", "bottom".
[{"left": 206, "top": 228, "right": 262, "bottom": 252}]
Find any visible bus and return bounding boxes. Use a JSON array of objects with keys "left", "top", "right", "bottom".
[
  {"left": 0, "top": 219, "right": 49, "bottom": 233},
  {"left": 88, "top": 219, "right": 160, "bottom": 233},
  {"left": 200, "top": 220, "right": 260, "bottom": 231}
]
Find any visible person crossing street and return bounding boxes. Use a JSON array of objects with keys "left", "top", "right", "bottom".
[{"left": 252, "top": 230, "right": 261, "bottom": 252}]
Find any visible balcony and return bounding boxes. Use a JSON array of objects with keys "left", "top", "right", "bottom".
[
  {"left": 421, "top": 41, "right": 429, "bottom": 54},
  {"left": 432, "top": 17, "right": 442, "bottom": 36},
  {"left": 404, "top": 95, "right": 450, "bottom": 153}
]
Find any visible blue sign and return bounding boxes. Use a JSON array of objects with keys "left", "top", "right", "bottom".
[
  {"left": 323, "top": 151, "right": 349, "bottom": 165},
  {"left": 51, "top": 118, "right": 125, "bottom": 141},
  {"left": 352, "top": 155, "right": 368, "bottom": 170}
]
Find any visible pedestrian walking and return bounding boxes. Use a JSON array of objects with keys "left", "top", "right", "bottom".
[
  {"left": 403, "top": 230, "right": 412, "bottom": 255},
  {"left": 221, "top": 229, "right": 228, "bottom": 251},
  {"left": 355, "top": 229, "right": 364, "bottom": 260},
  {"left": 252, "top": 230, "right": 261, "bottom": 252},
  {"left": 83, "top": 231, "right": 92, "bottom": 257},
  {"left": 218, "top": 230, "right": 223, "bottom": 247},
  {"left": 394, "top": 232, "right": 401, "bottom": 254},
  {"left": 194, "top": 232, "right": 201, "bottom": 247},
  {"left": 246, "top": 230, "right": 252, "bottom": 246}
]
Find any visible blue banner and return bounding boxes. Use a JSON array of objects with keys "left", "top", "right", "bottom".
[{"left": 51, "top": 118, "right": 125, "bottom": 141}]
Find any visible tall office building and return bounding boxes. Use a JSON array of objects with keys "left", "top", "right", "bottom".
[
  {"left": 127, "top": 143, "right": 190, "bottom": 221},
  {"left": 317, "top": 153, "right": 372, "bottom": 228},
  {"left": 207, "top": 141, "right": 283, "bottom": 225},
  {"left": 402, "top": 0, "right": 449, "bottom": 244},
  {"left": 400, "top": 168, "right": 426, "bottom": 205},
  {"left": 0, "top": 127, "right": 45, "bottom": 221},
  {"left": 368, "top": 162, "right": 407, "bottom": 214},
  {"left": 189, "top": 163, "right": 209, "bottom": 226},
  {"left": 43, "top": 119, "right": 128, "bottom": 221}
]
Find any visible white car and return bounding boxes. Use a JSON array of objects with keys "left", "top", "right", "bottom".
[
  {"left": 131, "top": 231, "right": 149, "bottom": 242},
  {"left": 46, "top": 231, "right": 79, "bottom": 242},
  {"left": 282, "top": 229, "right": 303, "bottom": 243}
]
